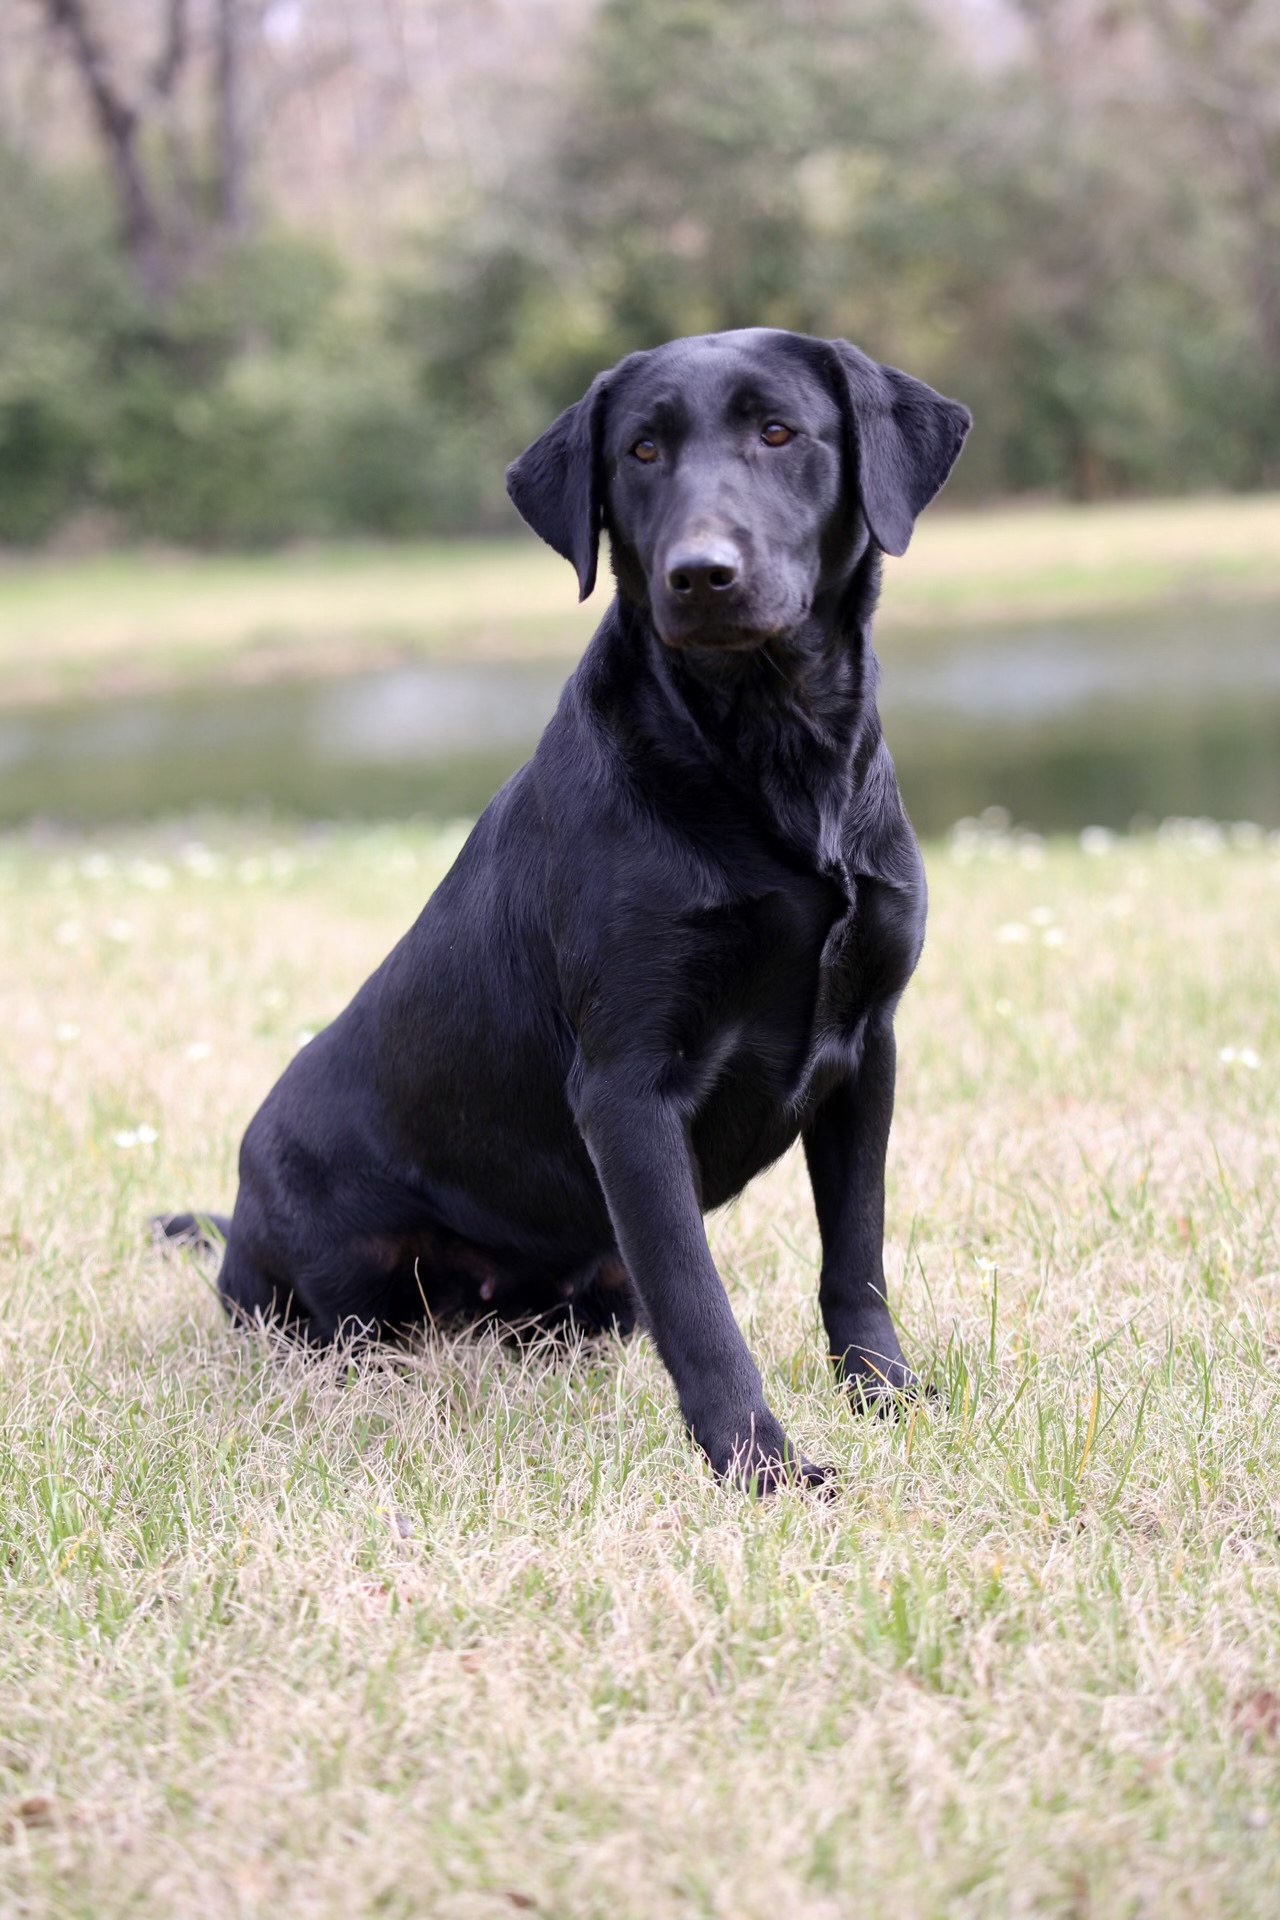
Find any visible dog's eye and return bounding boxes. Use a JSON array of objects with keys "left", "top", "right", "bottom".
[
  {"left": 631, "top": 438, "right": 659, "bottom": 463},
  {"left": 761, "top": 422, "right": 795, "bottom": 447}
]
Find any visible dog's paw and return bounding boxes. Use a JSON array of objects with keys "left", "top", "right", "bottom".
[
  {"left": 842, "top": 1357, "right": 935, "bottom": 1419},
  {"left": 741, "top": 1448, "right": 836, "bottom": 1497},
  {"left": 830, "top": 1319, "right": 926, "bottom": 1417},
  {"left": 787, "top": 1453, "right": 838, "bottom": 1496},
  {"left": 697, "top": 1410, "right": 833, "bottom": 1496}
]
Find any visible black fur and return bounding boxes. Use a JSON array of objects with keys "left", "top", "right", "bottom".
[{"left": 161, "top": 327, "right": 969, "bottom": 1488}]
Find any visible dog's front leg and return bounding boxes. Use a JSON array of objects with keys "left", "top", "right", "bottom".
[
  {"left": 803, "top": 1018, "right": 918, "bottom": 1406},
  {"left": 577, "top": 1077, "right": 828, "bottom": 1490}
]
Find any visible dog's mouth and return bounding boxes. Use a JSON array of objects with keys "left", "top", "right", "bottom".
[
  {"left": 656, "top": 622, "right": 773, "bottom": 654},
  {"left": 654, "top": 600, "right": 802, "bottom": 654}
]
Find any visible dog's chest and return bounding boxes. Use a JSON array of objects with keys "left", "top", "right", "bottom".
[
  {"left": 681, "top": 869, "right": 861, "bottom": 1091},
  {"left": 682, "top": 858, "right": 919, "bottom": 1150}
]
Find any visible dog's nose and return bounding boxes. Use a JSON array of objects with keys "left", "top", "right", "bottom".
[{"left": 665, "top": 541, "right": 743, "bottom": 603}]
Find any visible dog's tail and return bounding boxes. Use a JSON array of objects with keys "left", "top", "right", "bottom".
[{"left": 152, "top": 1211, "right": 232, "bottom": 1255}]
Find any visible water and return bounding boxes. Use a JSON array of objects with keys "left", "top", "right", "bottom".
[{"left": 2, "top": 602, "right": 1277, "bottom": 836}]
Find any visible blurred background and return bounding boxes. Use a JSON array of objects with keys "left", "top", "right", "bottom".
[{"left": 1, "top": 0, "right": 1278, "bottom": 837}]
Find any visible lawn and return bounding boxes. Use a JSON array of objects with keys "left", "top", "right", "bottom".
[
  {"left": 3, "top": 492, "right": 1280, "bottom": 708},
  {"left": 2, "top": 816, "right": 1279, "bottom": 1916}
]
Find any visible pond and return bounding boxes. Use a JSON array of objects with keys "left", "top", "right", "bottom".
[{"left": 2, "top": 600, "right": 1277, "bottom": 837}]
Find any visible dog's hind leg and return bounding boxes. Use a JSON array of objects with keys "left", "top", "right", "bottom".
[
  {"left": 216, "top": 1240, "right": 316, "bottom": 1340},
  {"left": 565, "top": 1255, "right": 638, "bottom": 1337},
  {"left": 155, "top": 1212, "right": 315, "bottom": 1339}
]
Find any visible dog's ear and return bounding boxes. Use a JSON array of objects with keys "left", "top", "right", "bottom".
[
  {"left": 827, "top": 341, "right": 971, "bottom": 558},
  {"left": 505, "top": 374, "right": 610, "bottom": 601}
]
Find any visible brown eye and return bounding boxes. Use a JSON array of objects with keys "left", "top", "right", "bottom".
[
  {"left": 761, "top": 422, "right": 795, "bottom": 447},
  {"left": 632, "top": 438, "right": 659, "bottom": 463}
]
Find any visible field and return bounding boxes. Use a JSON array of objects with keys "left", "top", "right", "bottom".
[
  {"left": 2, "top": 815, "right": 1278, "bottom": 1916},
  {"left": 3, "top": 492, "right": 1280, "bottom": 706}
]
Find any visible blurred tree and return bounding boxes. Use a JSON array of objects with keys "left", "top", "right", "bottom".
[
  {"left": 39, "top": 0, "right": 192, "bottom": 300},
  {"left": 27, "top": 0, "right": 355, "bottom": 299},
  {"left": 399, "top": 0, "right": 1280, "bottom": 503},
  {"left": 1147, "top": 0, "right": 1280, "bottom": 482},
  {"left": 2, "top": 0, "right": 1280, "bottom": 540},
  {"left": 956, "top": 0, "right": 1203, "bottom": 497},
  {"left": 33, "top": 0, "right": 255, "bottom": 302},
  {"left": 398, "top": 0, "right": 993, "bottom": 482}
]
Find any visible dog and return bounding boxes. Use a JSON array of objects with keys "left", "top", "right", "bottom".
[{"left": 161, "top": 328, "right": 970, "bottom": 1489}]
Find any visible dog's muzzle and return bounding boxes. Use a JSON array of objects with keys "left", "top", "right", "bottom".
[{"left": 656, "top": 536, "right": 771, "bottom": 649}]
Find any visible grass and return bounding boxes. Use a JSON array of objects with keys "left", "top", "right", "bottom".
[
  {"left": 2, "top": 814, "right": 1279, "bottom": 1915},
  {"left": 3, "top": 492, "right": 1280, "bottom": 708}
]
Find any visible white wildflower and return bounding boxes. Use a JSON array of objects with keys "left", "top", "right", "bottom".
[
  {"left": 1160, "top": 817, "right": 1225, "bottom": 855},
  {"left": 1080, "top": 826, "right": 1115, "bottom": 856},
  {"left": 54, "top": 919, "right": 82, "bottom": 946},
  {"left": 113, "top": 1124, "right": 158, "bottom": 1149},
  {"left": 947, "top": 818, "right": 981, "bottom": 864},
  {"left": 996, "top": 922, "right": 1029, "bottom": 944},
  {"left": 185, "top": 1041, "right": 213, "bottom": 1062},
  {"left": 181, "top": 843, "right": 224, "bottom": 879}
]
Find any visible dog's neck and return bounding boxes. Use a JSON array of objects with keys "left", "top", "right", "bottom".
[{"left": 597, "top": 546, "right": 891, "bottom": 879}]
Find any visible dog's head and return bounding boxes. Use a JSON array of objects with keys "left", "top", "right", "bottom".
[{"left": 506, "top": 329, "right": 970, "bottom": 653}]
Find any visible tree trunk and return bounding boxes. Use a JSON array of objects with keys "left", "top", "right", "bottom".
[
  {"left": 215, "top": 0, "right": 249, "bottom": 239},
  {"left": 43, "top": 0, "right": 171, "bottom": 302}
]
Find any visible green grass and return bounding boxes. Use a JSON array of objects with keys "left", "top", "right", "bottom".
[
  {"left": 4, "top": 492, "right": 1280, "bottom": 707},
  {"left": 2, "top": 817, "right": 1279, "bottom": 1915}
]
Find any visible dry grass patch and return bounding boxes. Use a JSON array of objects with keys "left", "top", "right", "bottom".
[
  {"left": 893, "top": 493, "right": 1280, "bottom": 628},
  {"left": 1, "top": 819, "right": 1278, "bottom": 1916},
  {"left": 0, "top": 545, "right": 600, "bottom": 707},
  {"left": 4, "top": 491, "right": 1280, "bottom": 706}
]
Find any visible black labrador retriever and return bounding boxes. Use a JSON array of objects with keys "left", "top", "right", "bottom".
[{"left": 162, "top": 328, "right": 969, "bottom": 1488}]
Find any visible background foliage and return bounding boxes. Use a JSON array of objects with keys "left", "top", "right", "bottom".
[{"left": 2, "top": 0, "right": 1278, "bottom": 545}]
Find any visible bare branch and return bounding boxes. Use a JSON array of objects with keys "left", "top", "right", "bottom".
[
  {"left": 41, "top": 0, "right": 169, "bottom": 299},
  {"left": 214, "top": 0, "right": 249, "bottom": 236},
  {"left": 151, "top": 0, "right": 190, "bottom": 104}
]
